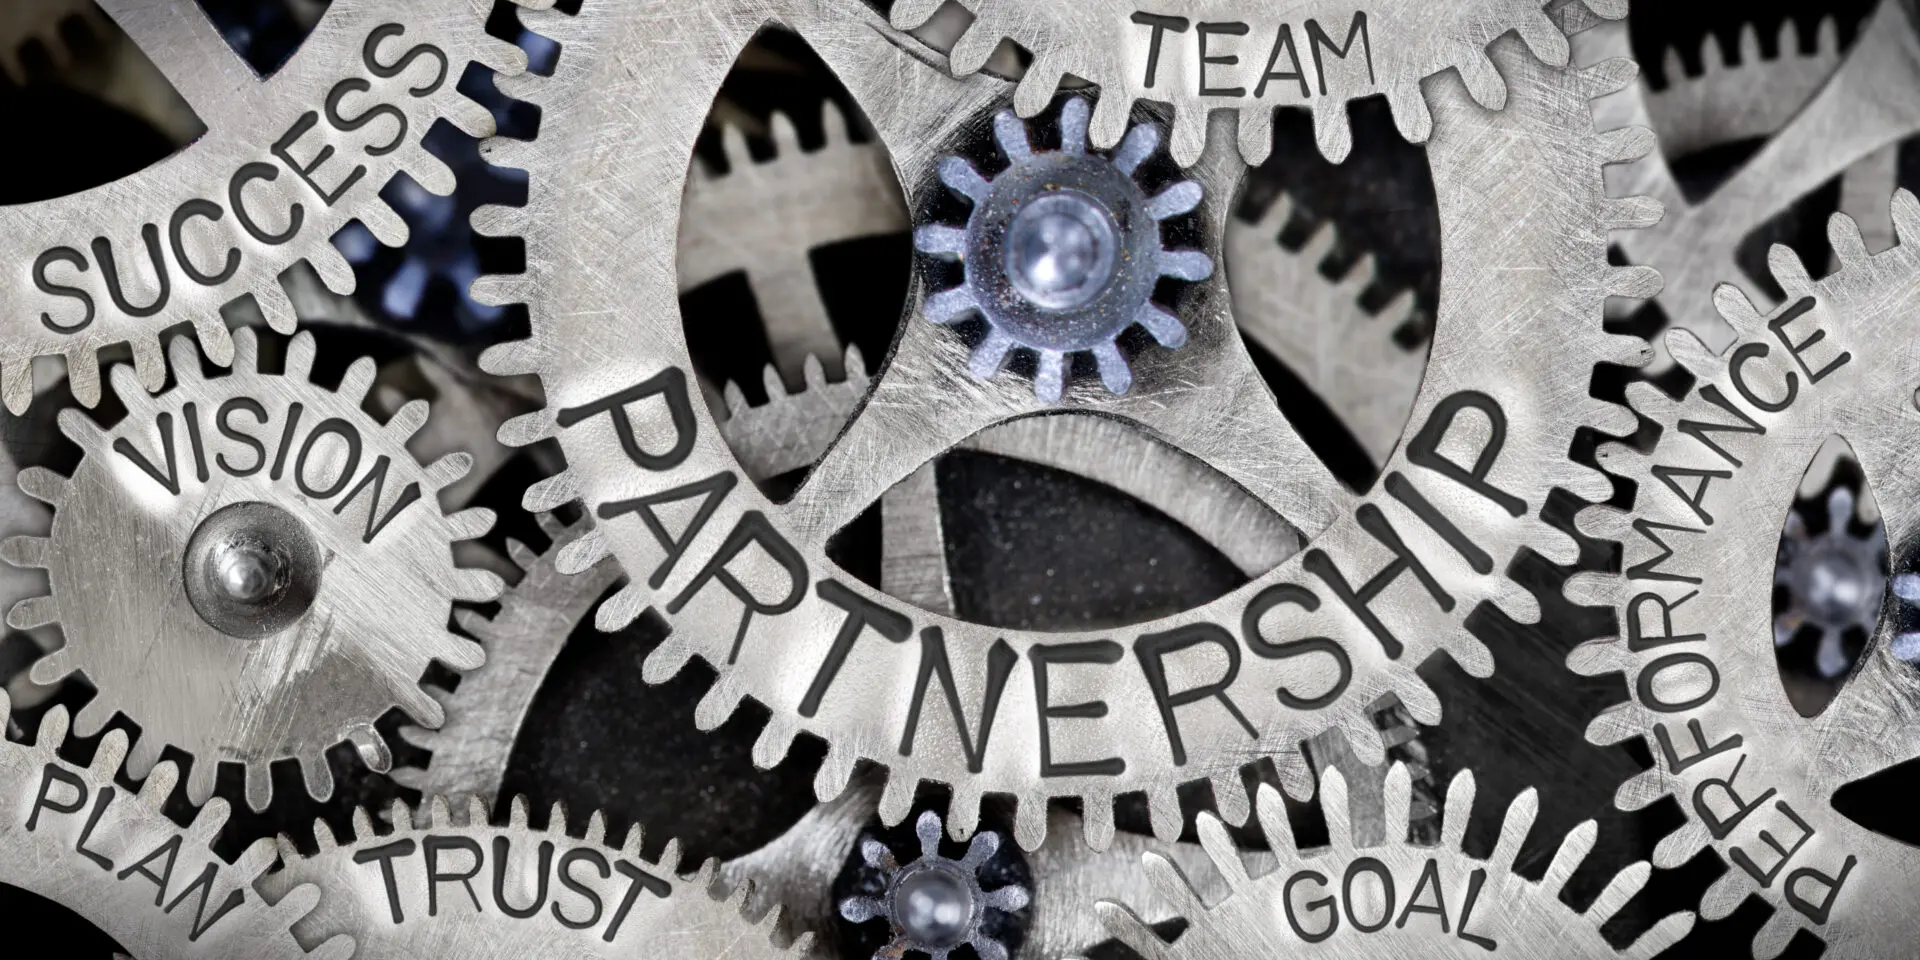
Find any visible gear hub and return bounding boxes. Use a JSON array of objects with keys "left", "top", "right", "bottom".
[{"left": 915, "top": 96, "right": 1211, "bottom": 403}]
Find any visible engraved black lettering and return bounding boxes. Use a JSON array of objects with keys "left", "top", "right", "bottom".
[
  {"left": 27, "top": 763, "right": 87, "bottom": 831},
  {"left": 1384, "top": 471, "right": 1492, "bottom": 574},
  {"left": 1625, "top": 590, "right": 1706, "bottom": 652},
  {"left": 295, "top": 417, "right": 362, "bottom": 499},
  {"left": 33, "top": 247, "right": 93, "bottom": 333},
  {"left": 1456, "top": 867, "right": 1496, "bottom": 950},
  {"left": 551, "top": 847, "right": 608, "bottom": 930},
  {"left": 603, "top": 860, "right": 670, "bottom": 942},
  {"left": 1397, "top": 858, "right": 1450, "bottom": 932},
  {"left": 335, "top": 455, "right": 424, "bottom": 544},
  {"left": 215, "top": 398, "right": 269, "bottom": 477},
  {"left": 1342, "top": 857, "right": 1394, "bottom": 933},
  {"left": 597, "top": 471, "right": 737, "bottom": 588},
  {"left": 1785, "top": 856, "right": 1857, "bottom": 924},
  {"left": 555, "top": 368, "right": 697, "bottom": 472},
  {"left": 91, "top": 225, "right": 170, "bottom": 317},
  {"left": 353, "top": 838, "right": 417, "bottom": 924},
  {"left": 1728, "top": 342, "right": 1796, "bottom": 413},
  {"left": 1306, "top": 13, "right": 1374, "bottom": 94},
  {"left": 1283, "top": 870, "right": 1337, "bottom": 943},
  {"left": 1196, "top": 22, "right": 1249, "bottom": 96},
  {"left": 164, "top": 861, "right": 247, "bottom": 940},
  {"left": 183, "top": 402, "right": 209, "bottom": 483},
  {"left": 423, "top": 834, "right": 484, "bottom": 916},
  {"left": 117, "top": 835, "right": 183, "bottom": 904},
  {"left": 229, "top": 162, "right": 302, "bottom": 246},
  {"left": 363, "top": 23, "right": 448, "bottom": 97},
  {"left": 270, "top": 402, "right": 304, "bottom": 481},
  {"left": 1129, "top": 13, "right": 1190, "bottom": 88},
  {"left": 1768, "top": 297, "right": 1850, "bottom": 384},
  {"left": 1654, "top": 719, "right": 1742, "bottom": 776},
  {"left": 73, "top": 784, "right": 115, "bottom": 870},
  {"left": 1675, "top": 384, "right": 1765, "bottom": 468},
  {"left": 1031, "top": 640, "right": 1126, "bottom": 777},
  {"left": 1693, "top": 752, "right": 1774, "bottom": 840},
  {"left": 1637, "top": 651, "right": 1719, "bottom": 713},
  {"left": 273, "top": 111, "right": 367, "bottom": 206},
  {"left": 1729, "top": 802, "right": 1814, "bottom": 888},
  {"left": 491, "top": 837, "right": 552, "bottom": 919},
  {"left": 1254, "top": 24, "right": 1309, "bottom": 97},
  {"left": 1649, "top": 464, "right": 1733, "bottom": 526},
  {"left": 903, "top": 629, "right": 1017, "bottom": 773},
  {"left": 803, "top": 579, "right": 912, "bottom": 717},
  {"left": 665, "top": 511, "right": 808, "bottom": 664},
  {"left": 1240, "top": 583, "right": 1350, "bottom": 708},
  {"left": 1304, "top": 506, "right": 1452, "bottom": 660},
  {"left": 1626, "top": 519, "right": 1703, "bottom": 584},
  {"left": 1404, "top": 391, "right": 1525, "bottom": 517},
  {"left": 1135, "top": 622, "right": 1256, "bottom": 765},
  {"left": 168, "top": 200, "right": 239, "bottom": 286},
  {"left": 324, "top": 77, "right": 407, "bottom": 157},
  {"left": 113, "top": 412, "right": 180, "bottom": 495}
]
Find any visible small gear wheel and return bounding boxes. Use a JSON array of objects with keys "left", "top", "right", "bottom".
[
  {"left": 916, "top": 96, "right": 1210, "bottom": 402},
  {"left": 839, "top": 810, "right": 1033, "bottom": 960},
  {"left": 4, "top": 329, "right": 501, "bottom": 808}
]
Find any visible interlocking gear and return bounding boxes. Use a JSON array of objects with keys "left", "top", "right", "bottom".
[
  {"left": 916, "top": 96, "right": 1208, "bottom": 402},
  {"left": 1774, "top": 483, "right": 1886, "bottom": 680},
  {"left": 1083, "top": 764, "right": 1694, "bottom": 957},
  {"left": 3, "top": 329, "right": 501, "bottom": 809},
  {"left": 837, "top": 809, "right": 1032, "bottom": 960},
  {"left": 886, "top": 0, "right": 1626, "bottom": 165},
  {"left": 0, "top": 695, "right": 345, "bottom": 960},
  {"left": 0, "top": 0, "right": 531, "bottom": 413},
  {"left": 258, "top": 794, "right": 804, "bottom": 959},
  {"left": 476, "top": 0, "right": 1657, "bottom": 848},
  {"left": 1570, "top": 194, "right": 1920, "bottom": 957}
]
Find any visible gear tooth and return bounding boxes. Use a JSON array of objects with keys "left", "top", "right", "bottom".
[
  {"left": 107, "top": 363, "right": 148, "bottom": 412},
  {"left": 1313, "top": 98, "right": 1356, "bottom": 162},
  {"left": 33, "top": 704, "right": 70, "bottom": 749},
  {"left": 241, "top": 762, "right": 274, "bottom": 812},
  {"left": 1889, "top": 188, "right": 1920, "bottom": 246},
  {"left": 722, "top": 380, "right": 749, "bottom": 416},
  {"left": 1012, "top": 62, "right": 1064, "bottom": 118},
  {"left": 130, "top": 336, "right": 170, "bottom": 394},
  {"left": 27, "top": 647, "right": 72, "bottom": 688},
  {"left": 283, "top": 330, "right": 317, "bottom": 381},
  {"left": 1012, "top": 795, "right": 1047, "bottom": 850},
  {"left": 524, "top": 471, "right": 580, "bottom": 513},
  {"left": 406, "top": 147, "right": 459, "bottom": 197},
  {"left": 1829, "top": 210, "right": 1873, "bottom": 267},
  {"left": 7, "top": 594, "right": 58, "bottom": 631},
  {"left": 1436, "top": 768, "right": 1476, "bottom": 852},
  {"left": 1089, "top": 93, "right": 1134, "bottom": 154},
  {"left": 598, "top": 581, "right": 652, "bottom": 632},
  {"left": 1766, "top": 243, "right": 1815, "bottom": 296},
  {"left": 185, "top": 754, "right": 219, "bottom": 805},
  {"left": 1382, "top": 761, "right": 1413, "bottom": 839},
  {"left": 688, "top": 673, "right": 743, "bottom": 732},
  {"left": 1168, "top": 107, "right": 1209, "bottom": 169},
  {"left": 949, "top": 21, "right": 1006, "bottom": 77},
  {"left": 1145, "top": 784, "right": 1181, "bottom": 842},
  {"left": 471, "top": 203, "right": 529, "bottom": 238},
  {"left": 502, "top": 536, "right": 539, "bottom": 572},
  {"left": 469, "top": 273, "right": 531, "bottom": 308},
  {"left": 1601, "top": 196, "right": 1663, "bottom": 231},
  {"left": 446, "top": 94, "right": 499, "bottom": 141},
  {"left": 1580, "top": 55, "right": 1641, "bottom": 99},
  {"left": 820, "top": 99, "right": 855, "bottom": 146},
  {"left": 1709, "top": 283, "right": 1769, "bottom": 339},
  {"left": 585, "top": 809, "right": 608, "bottom": 845},
  {"left": 1080, "top": 794, "right": 1116, "bottom": 851},
  {"left": 2, "top": 361, "right": 33, "bottom": 416},
  {"left": 1209, "top": 770, "right": 1248, "bottom": 826},
  {"left": 768, "top": 111, "right": 802, "bottom": 157},
  {"left": 888, "top": 0, "right": 943, "bottom": 29},
  {"left": 1631, "top": 910, "right": 1698, "bottom": 960},
  {"left": 90, "top": 727, "right": 131, "bottom": 779},
  {"left": 802, "top": 353, "right": 827, "bottom": 390},
  {"left": 1816, "top": 15, "right": 1840, "bottom": 55},
  {"left": 336, "top": 356, "right": 378, "bottom": 405},
  {"left": 534, "top": 512, "right": 570, "bottom": 541},
  {"left": 308, "top": 243, "right": 357, "bottom": 297},
  {"left": 1587, "top": 702, "right": 1648, "bottom": 749},
  {"left": 1543, "top": 818, "right": 1599, "bottom": 897},
  {"left": 0, "top": 535, "right": 46, "bottom": 570},
  {"left": 1595, "top": 125, "right": 1657, "bottom": 166},
  {"left": 299, "top": 751, "right": 335, "bottom": 801},
  {"left": 472, "top": 29, "right": 531, "bottom": 76},
  {"left": 357, "top": 199, "right": 410, "bottom": 248},
  {"left": 1605, "top": 264, "right": 1664, "bottom": 301},
  {"left": 428, "top": 795, "right": 455, "bottom": 828},
  {"left": 874, "top": 773, "right": 915, "bottom": 827},
  {"left": 65, "top": 350, "right": 102, "bottom": 409},
  {"left": 1734, "top": 21, "right": 1760, "bottom": 67},
  {"left": 496, "top": 409, "right": 554, "bottom": 448},
  {"left": 479, "top": 339, "right": 543, "bottom": 378},
  {"left": 15, "top": 467, "right": 68, "bottom": 508},
  {"left": 554, "top": 528, "right": 608, "bottom": 574},
  {"left": 843, "top": 344, "right": 869, "bottom": 382},
  {"left": 720, "top": 123, "right": 752, "bottom": 171},
  {"left": 479, "top": 134, "right": 535, "bottom": 168}
]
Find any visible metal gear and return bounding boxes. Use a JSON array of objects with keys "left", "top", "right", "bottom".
[
  {"left": 0, "top": 0, "right": 531, "bottom": 413},
  {"left": 915, "top": 96, "right": 1209, "bottom": 403},
  {"left": 257, "top": 794, "right": 805, "bottom": 959},
  {"left": 884, "top": 0, "right": 1626, "bottom": 165},
  {"left": 1774, "top": 483, "right": 1887, "bottom": 682},
  {"left": 0, "top": 695, "right": 345, "bottom": 960},
  {"left": 1634, "top": 17, "right": 1844, "bottom": 161},
  {"left": 836, "top": 809, "right": 1032, "bottom": 960},
  {"left": 2, "top": 328, "right": 502, "bottom": 809},
  {"left": 679, "top": 104, "right": 907, "bottom": 388},
  {"left": 1580, "top": 3, "right": 1920, "bottom": 353},
  {"left": 1569, "top": 193, "right": 1920, "bottom": 957},
  {"left": 1082, "top": 764, "right": 1694, "bottom": 958},
  {"left": 0, "top": 0, "right": 105, "bottom": 85},
  {"left": 476, "top": 0, "right": 1654, "bottom": 848}
]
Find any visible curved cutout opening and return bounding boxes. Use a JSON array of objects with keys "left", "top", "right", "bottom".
[
  {"left": 824, "top": 412, "right": 1295, "bottom": 631},
  {"left": 677, "top": 26, "right": 909, "bottom": 500},
  {"left": 1772, "top": 436, "right": 1887, "bottom": 717}
]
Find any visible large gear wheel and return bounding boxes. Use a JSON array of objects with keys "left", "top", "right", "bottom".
[
  {"left": 257, "top": 794, "right": 804, "bottom": 960},
  {"left": 3, "top": 328, "right": 502, "bottom": 809},
  {"left": 1569, "top": 193, "right": 1920, "bottom": 957},
  {"left": 1085, "top": 764, "right": 1694, "bottom": 958},
  {"left": 885, "top": 0, "right": 1625, "bottom": 165},
  {"left": 0, "top": 695, "right": 345, "bottom": 960},
  {"left": 475, "top": 0, "right": 1657, "bottom": 849},
  {"left": 0, "top": 0, "right": 532, "bottom": 413}
]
